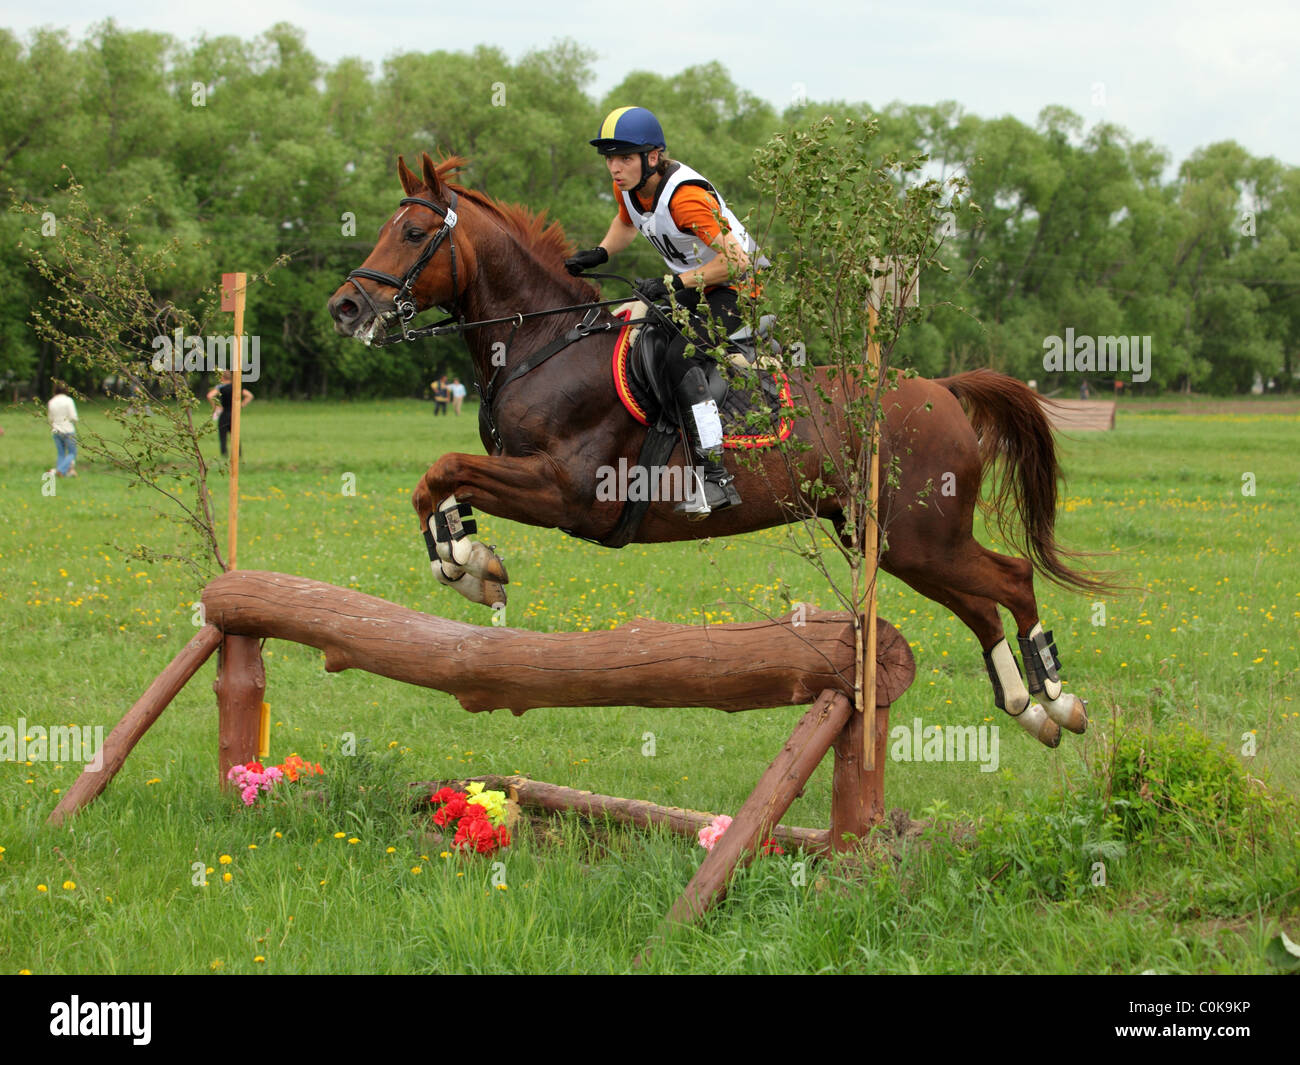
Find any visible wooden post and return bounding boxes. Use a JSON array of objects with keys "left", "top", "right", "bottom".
[
  {"left": 47, "top": 625, "right": 223, "bottom": 825},
  {"left": 220, "top": 272, "right": 247, "bottom": 571},
  {"left": 830, "top": 579, "right": 915, "bottom": 847},
  {"left": 861, "top": 302, "right": 882, "bottom": 771},
  {"left": 215, "top": 634, "right": 265, "bottom": 786}
]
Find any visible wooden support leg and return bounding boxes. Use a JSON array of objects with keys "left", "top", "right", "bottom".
[
  {"left": 47, "top": 625, "right": 224, "bottom": 826},
  {"left": 657, "top": 689, "right": 852, "bottom": 933},
  {"left": 215, "top": 634, "right": 265, "bottom": 786}
]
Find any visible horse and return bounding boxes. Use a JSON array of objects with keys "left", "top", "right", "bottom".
[{"left": 328, "top": 152, "right": 1109, "bottom": 749}]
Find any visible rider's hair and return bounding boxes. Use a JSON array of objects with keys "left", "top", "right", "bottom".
[{"left": 653, "top": 153, "right": 673, "bottom": 177}]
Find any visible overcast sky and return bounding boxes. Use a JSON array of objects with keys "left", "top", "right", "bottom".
[{"left": 2, "top": 0, "right": 1295, "bottom": 169}]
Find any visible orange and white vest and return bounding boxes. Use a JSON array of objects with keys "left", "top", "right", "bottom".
[{"left": 621, "top": 162, "right": 764, "bottom": 275}]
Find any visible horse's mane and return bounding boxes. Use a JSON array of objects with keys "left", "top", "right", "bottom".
[{"left": 432, "top": 156, "right": 599, "bottom": 300}]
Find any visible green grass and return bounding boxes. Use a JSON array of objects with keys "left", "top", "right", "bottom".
[{"left": 0, "top": 396, "right": 1296, "bottom": 973}]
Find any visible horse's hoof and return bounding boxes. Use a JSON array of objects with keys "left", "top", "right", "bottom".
[
  {"left": 470, "top": 542, "right": 509, "bottom": 584},
  {"left": 1013, "top": 704, "right": 1061, "bottom": 749},
  {"left": 1042, "top": 692, "right": 1087, "bottom": 734}
]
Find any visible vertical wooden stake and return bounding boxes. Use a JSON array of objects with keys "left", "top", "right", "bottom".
[
  {"left": 215, "top": 634, "right": 265, "bottom": 787},
  {"left": 861, "top": 302, "right": 882, "bottom": 770},
  {"left": 222, "top": 271, "right": 247, "bottom": 571}
]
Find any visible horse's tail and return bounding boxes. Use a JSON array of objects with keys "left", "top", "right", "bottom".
[{"left": 940, "top": 369, "right": 1121, "bottom": 595}]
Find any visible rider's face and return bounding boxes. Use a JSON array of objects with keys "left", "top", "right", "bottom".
[{"left": 606, "top": 150, "right": 658, "bottom": 190}]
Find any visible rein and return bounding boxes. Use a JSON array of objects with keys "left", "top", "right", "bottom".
[{"left": 344, "top": 202, "right": 687, "bottom": 450}]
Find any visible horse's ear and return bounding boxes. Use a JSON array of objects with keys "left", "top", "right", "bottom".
[
  {"left": 398, "top": 155, "right": 422, "bottom": 196},
  {"left": 420, "top": 152, "right": 444, "bottom": 196}
]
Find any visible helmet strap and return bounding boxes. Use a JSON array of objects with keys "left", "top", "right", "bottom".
[{"left": 630, "top": 150, "right": 654, "bottom": 194}]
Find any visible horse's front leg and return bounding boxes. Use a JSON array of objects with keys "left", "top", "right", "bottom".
[{"left": 412, "top": 451, "right": 579, "bottom": 608}]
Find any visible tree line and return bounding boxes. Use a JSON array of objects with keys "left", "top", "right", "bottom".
[{"left": 4, "top": 20, "right": 1296, "bottom": 397}]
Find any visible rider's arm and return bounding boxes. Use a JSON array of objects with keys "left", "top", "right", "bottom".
[
  {"left": 667, "top": 186, "right": 751, "bottom": 289},
  {"left": 678, "top": 230, "right": 751, "bottom": 290},
  {"left": 599, "top": 216, "right": 638, "bottom": 257}
]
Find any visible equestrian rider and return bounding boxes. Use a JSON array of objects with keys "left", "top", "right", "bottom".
[{"left": 565, "top": 106, "right": 764, "bottom": 517}]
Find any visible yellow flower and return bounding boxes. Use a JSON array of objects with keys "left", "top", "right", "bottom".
[
  {"left": 37, "top": 884, "right": 47, "bottom": 893},
  {"left": 210, "top": 959, "right": 223, "bottom": 970},
  {"left": 386, "top": 847, "right": 396, "bottom": 854},
  {"left": 254, "top": 956, "right": 265, "bottom": 963},
  {"left": 222, "top": 872, "right": 232, "bottom": 883},
  {"left": 62, "top": 880, "right": 75, "bottom": 890},
  {"left": 411, "top": 866, "right": 422, "bottom": 875},
  {"left": 219, "top": 854, "right": 232, "bottom": 865},
  {"left": 333, "top": 832, "right": 346, "bottom": 839},
  {"left": 19, "top": 969, "right": 32, "bottom": 975},
  {"left": 248, "top": 844, "right": 257, "bottom": 850}
]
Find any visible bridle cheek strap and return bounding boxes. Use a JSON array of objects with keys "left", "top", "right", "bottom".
[{"left": 346, "top": 191, "right": 461, "bottom": 338}]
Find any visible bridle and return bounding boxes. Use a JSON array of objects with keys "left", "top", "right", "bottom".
[{"left": 344, "top": 191, "right": 462, "bottom": 340}]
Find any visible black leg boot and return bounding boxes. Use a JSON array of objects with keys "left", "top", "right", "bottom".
[{"left": 674, "top": 364, "right": 741, "bottom": 518}]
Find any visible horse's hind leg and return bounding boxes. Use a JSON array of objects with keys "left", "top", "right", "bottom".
[
  {"left": 883, "top": 565, "right": 1064, "bottom": 749},
  {"left": 905, "top": 541, "right": 1088, "bottom": 737}
]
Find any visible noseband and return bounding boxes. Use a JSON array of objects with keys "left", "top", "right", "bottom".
[{"left": 346, "top": 191, "right": 461, "bottom": 339}]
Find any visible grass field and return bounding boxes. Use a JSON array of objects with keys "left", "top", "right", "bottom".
[{"left": 0, "top": 395, "right": 1296, "bottom": 974}]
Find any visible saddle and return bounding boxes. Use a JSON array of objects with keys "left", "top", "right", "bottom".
[
  {"left": 587, "top": 304, "right": 795, "bottom": 549},
  {"left": 612, "top": 304, "right": 794, "bottom": 450}
]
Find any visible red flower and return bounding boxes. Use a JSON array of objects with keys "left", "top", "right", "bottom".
[
  {"left": 454, "top": 815, "right": 501, "bottom": 854},
  {"left": 431, "top": 790, "right": 471, "bottom": 827},
  {"left": 429, "top": 787, "right": 459, "bottom": 805},
  {"left": 761, "top": 838, "right": 784, "bottom": 856}
]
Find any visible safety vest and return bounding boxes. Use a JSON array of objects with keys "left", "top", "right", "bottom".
[{"left": 621, "top": 162, "right": 764, "bottom": 276}]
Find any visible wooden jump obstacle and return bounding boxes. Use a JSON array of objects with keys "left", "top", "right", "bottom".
[
  {"left": 49, "top": 570, "right": 914, "bottom": 938},
  {"left": 1044, "top": 399, "right": 1117, "bottom": 431}
]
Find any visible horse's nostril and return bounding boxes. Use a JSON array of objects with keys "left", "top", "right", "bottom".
[{"left": 333, "top": 298, "right": 358, "bottom": 321}]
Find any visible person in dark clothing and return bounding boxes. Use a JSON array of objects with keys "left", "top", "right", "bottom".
[{"left": 207, "top": 371, "right": 254, "bottom": 457}]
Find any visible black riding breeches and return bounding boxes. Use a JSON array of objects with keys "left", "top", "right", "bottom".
[{"left": 662, "top": 287, "right": 743, "bottom": 391}]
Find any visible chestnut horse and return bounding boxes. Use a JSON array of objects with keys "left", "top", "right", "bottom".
[{"left": 328, "top": 153, "right": 1105, "bottom": 748}]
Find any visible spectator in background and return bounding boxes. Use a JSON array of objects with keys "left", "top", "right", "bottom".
[
  {"left": 449, "top": 377, "right": 466, "bottom": 415},
  {"left": 207, "top": 371, "right": 254, "bottom": 457},
  {"left": 47, "top": 391, "right": 78, "bottom": 477},
  {"left": 431, "top": 376, "right": 450, "bottom": 415},
  {"left": 1079, "top": 379, "right": 1091, "bottom": 400}
]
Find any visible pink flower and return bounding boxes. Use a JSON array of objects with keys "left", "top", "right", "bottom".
[{"left": 698, "top": 814, "right": 733, "bottom": 851}]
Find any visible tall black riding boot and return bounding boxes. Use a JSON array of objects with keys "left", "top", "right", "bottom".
[{"left": 674, "top": 364, "right": 741, "bottom": 518}]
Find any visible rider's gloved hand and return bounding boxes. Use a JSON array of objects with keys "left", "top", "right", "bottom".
[
  {"left": 564, "top": 247, "right": 609, "bottom": 275},
  {"left": 634, "top": 275, "right": 685, "bottom": 303}
]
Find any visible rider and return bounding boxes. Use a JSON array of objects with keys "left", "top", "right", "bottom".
[{"left": 565, "top": 106, "right": 764, "bottom": 517}]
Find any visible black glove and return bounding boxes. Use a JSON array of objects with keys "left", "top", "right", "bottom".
[
  {"left": 564, "top": 246, "right": 609, "bottom": 275},
  {"left": 634, "top": 275, "right": 685, "bottom": 303}
]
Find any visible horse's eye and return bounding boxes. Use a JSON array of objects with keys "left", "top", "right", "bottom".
[{"left": 405, "top": 228, "right": 426, "bottom": 242}]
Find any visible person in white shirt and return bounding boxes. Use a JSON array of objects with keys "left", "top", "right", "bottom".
[
  {"left": 449, "top": 378, "right": 467, "bottom": 415},
  {"left": 47, "top": 392, "right": 78, "bottom": 477}
]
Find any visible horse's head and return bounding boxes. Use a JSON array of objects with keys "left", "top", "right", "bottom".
[{"left": 328, "top": 153, "right": 477, "bottom": 344}]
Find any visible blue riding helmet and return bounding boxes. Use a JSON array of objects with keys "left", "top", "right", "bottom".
[{"left": 590, "top": 106, "right": 666, "bottom": 155}]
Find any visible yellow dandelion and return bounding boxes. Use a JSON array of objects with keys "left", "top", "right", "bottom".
[
  {"left": 37, "top": 884, "right": 47, "bottom": 893},
  {"left": 62, "top": 880, "right": 75, "bottom": 890},
  {"left": 333, "top": 832, "right": 346, "bottom": 839},
  {"left": 254, "top": 956, "right": 265, "bottom": 964},
  {"left": 222, "top": 872, "right": 232, "bottom": 883},
  {"left": 411, "top": 866, "right": 422, "bottom": 875},
  {"left": 219, "top": 854, "right": 232, "bottom": 865}
]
